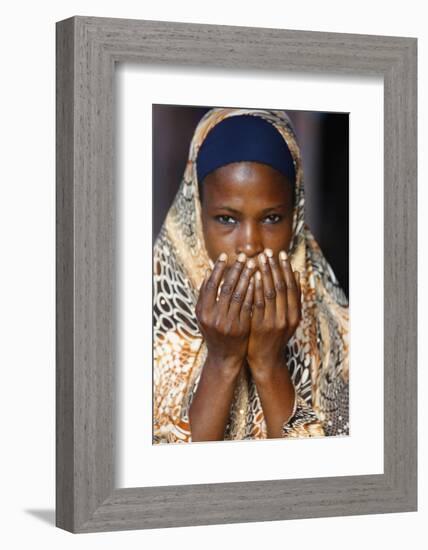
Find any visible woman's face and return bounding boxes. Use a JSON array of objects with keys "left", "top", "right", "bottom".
[{"left": 200, "top": 161, "right": 294, "bottom": 267}]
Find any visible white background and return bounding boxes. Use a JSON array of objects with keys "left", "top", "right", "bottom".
[
  {"left": 118, "top": 67, "right": 384, "bottom": 487},
  {"left": 0, "top": 1, "right": 424, "bottom": 548}
]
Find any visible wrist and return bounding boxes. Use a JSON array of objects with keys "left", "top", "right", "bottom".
[
  {"left": 248, "top": 357, "right": 290, "bottom": 386},
  {"left": 205, "top": 353, "right": 244, "bottom": 381}
]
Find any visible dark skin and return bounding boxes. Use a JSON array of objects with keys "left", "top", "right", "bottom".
[{"left": 189, "top": 161, "right": 302, "bottom": 441}]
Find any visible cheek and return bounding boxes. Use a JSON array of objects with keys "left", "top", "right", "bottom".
[
  {"left": 281, "top": 217, "right": 293, "bottom": 243},
  {"left": 202, "top": 224, "right": 235, "bottom": 260},
  {"left": 262, "top": 221, "right": 293, "bottom": 248},
  {"left": 274, "top": 229, "right": 293, "bottom": 249}
]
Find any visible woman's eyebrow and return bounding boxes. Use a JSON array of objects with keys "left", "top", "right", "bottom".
[{"left": 213, "top": 203, "right": 287, "bottom": 214}]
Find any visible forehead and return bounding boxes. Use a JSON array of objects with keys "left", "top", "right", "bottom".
[{"left": 201, "top": 161, "right": 293, "bottom": 205}]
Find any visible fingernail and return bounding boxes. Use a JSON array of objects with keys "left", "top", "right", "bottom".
[
  {"left": 255, "top": 271, "right": 262, "bottom": 281},
  {"left": 258, "top": 253, "right": 267, "bottom": 264},
  {"left": 247, "top": 258, "right": 256, "bottom": 269},
  {"left": 265, "top": 248, "right": 273, "bottom": 258},
  {"left": 237, "top": 252, "right": 247, "bottom": 263},
  {"left": 219, "top": 252, "right": 228, "bottom": 262},
  {"left": 279, "top": 250, "right": 288, "bottom": 261}
]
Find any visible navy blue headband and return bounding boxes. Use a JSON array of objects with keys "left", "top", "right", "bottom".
[{"left": 196, "top": 114, "right": 296, "bottom": 186}]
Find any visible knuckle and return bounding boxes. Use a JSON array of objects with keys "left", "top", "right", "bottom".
[
  {"left": 206, "top": 279, "right": 217, "bottom": 291},
  {"left": 262, "top": 322, "right": 273, "bottom": 332},
  {"left": 200, "top": 313, "right": 211, "bottom": 327},
  {"left": 242, "top": 301, "right": 252, "bottom": 312},
  {"left": 255, "top": 299, "right": 264, "bottom": 309},
  {"left": 231, "top": 290, "right": 243, "bottom": 303},
  {"left": 223, "top": 322, "right": 233, "bottom": 335},
  {"left": 221, "top": 283, "right": 233, "bottom": 295},
  {"left": 275, "top": 279, "right": 286, "bottom": 292},
  {"left": 277, "top": 318, "right": 287, "bottom": 330},
  {"left": 265, "top": 288, "right": 276, "bottom": 300}
]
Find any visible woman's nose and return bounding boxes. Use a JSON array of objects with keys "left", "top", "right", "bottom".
[{"left": 236, "top": 223, "right": 264, "bottom": 259}]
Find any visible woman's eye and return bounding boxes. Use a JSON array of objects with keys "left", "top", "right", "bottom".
[
  {"left": 263, "top": 214, "right": 282, "bottom": 224},
  {"left": 216, "top": 215, "right": 237, "bottom": 225},
  {"left": 214, "top": 214, "right": 283, "bottom": 225}
]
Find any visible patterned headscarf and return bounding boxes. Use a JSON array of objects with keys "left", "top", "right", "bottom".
[{"left": 153, "top": 108, "right": 349, "bottom": 443}]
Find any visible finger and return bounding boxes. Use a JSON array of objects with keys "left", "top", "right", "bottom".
[
  {"left": 217, "top": 252, "right": 247, "bottom": 317},
  {"left": 228, "top": 257, "right": 258, "bottom": 320},
  {"left": 279, "top": 252, "right": 300, "bottom": 326},
  {"left": 258, "top": 250, "right": 276, "bottom": 321},
  {"left": 266, "top": 248, "right": 288, "bottom": 327},
  {"left": 240, "top": 273, "right": 255, "bottom": 327},
  {"left": 195, "top": 268, "right": 209, "bottom": 314},
  {"left": 252, "top": 270, "right": 264, "bottom": 326},
  {"left": 202, "top": 253, "right": 228, "bottom": 310},
  {"left": 295, "top": 271, "right": 302, "bottom": 304},
  {"left": 199, "top": 268, "right": 210, "bottom": 292},
  {"left": 292, "top": 270, "right": 303, "bottom": 325}
]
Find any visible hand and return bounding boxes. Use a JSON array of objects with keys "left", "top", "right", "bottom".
[
  {"left": 195, "top": 252, "right": 258, "bottom": 375},
  {"left": 247, "top": 248, "right": 302, "bottom": 381}
]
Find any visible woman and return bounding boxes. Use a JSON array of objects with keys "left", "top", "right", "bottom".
[{"left": 153, "top": 107, "right": 349, "bottom": 443}]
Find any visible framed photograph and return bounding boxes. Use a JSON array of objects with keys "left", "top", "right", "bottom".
[
  {"left": 56, "top": 16, "right": 417, "bottom": 533},
  {"left": 150, "top": 104, "right": 350, "bottom": 444}
]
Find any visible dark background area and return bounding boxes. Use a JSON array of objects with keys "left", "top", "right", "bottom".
[{"left": 152, "top": 105, "right": 349, "bottom": 299}]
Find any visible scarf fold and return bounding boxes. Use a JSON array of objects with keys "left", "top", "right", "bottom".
[{"left": 153, "top": 108, "right": 349, "bottom": 443}]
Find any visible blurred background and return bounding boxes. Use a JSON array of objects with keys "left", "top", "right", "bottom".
[{"left": 153, "top": 105, "right": 349, "bottom": 299}]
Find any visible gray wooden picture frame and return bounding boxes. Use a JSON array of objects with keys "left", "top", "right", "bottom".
[{"left": 56, "top": 16, "right": 417, "bottom": 533}]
